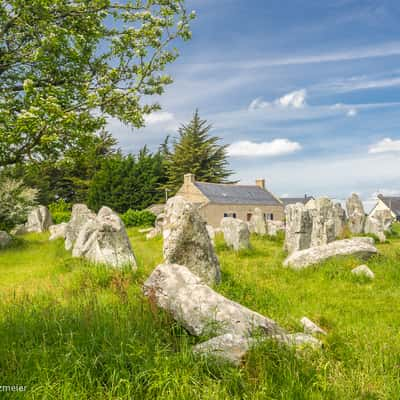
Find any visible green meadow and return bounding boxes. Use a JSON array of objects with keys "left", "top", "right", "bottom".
[{"left": 0, "top": 226, "right": 400, "bottom": 399}]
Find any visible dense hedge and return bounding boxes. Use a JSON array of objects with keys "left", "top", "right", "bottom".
[
  {"left": 49, "top": 200, "right": 72, "bottom": 224},
  {"left": 120, "top": 209, "right": 156, "bottom": 227}
]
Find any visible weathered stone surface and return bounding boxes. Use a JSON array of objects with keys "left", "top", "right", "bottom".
[
  {"left": 249, "top": 208, "right": 267, "bottom": 235},
  {"left": 364, "top": 215, "right": 386, "bottom": 242},
  {"left": 72, "top": 206, "right": 137, "bottom": 269},
  {"left": 300, "top": 317, "right": 327, "bottom": 335},
  {"left": 267, "top": 220, "right": 285, "bottom": 236},
  {"left": 206, "top": 224, "right": 215, "bottom": 241},
  {"left": 282, "top": 333, "right": 322, "bottom": 349},
  {"left": 143, "top": 263, "right": 286, "bottom": 337},
  {"left": 346, "top": 193, "right": 366, "bottom": 234},
  {"left": 49, "top": 223, "right": 67, "bottom": 241},
  {"left": 333, "top": 202, "right": 347, "bottom": 238},
  {"left": 65, "top": 204, "right": 96, "bottom": 251},
  {"left": 308, "top": 198, "right": 336, "bottom": 247},
  {"left": 193, "top": 333, "right": 254, "bottom": 366},
  {"left": 146, "top": 227, "right": 161, "bottom": 240},
  {"left": 163, "top": 196, "right": 220, "bottom": 285},
  {"left": 0, "top": 231, "right": 12, "bottom": 248},
  {"left": 25, "top": 205, "right": 53, "bottom": 233},
  {"left": 145, "top": 212, "right": 165, "bottom": 240},
  {"left": 372, "top": 209, "right": 394, "bottom": 232},
  {"left": 283, "top": 237, "right": 377, "bottom": 269},
  {"left": 221, "top": 217, "right": 250, "bottom": 251},
  {"left": 284, "top": 204, "right": 312, "bottom": 254},
  {"left": 352, "top": 264, "right": 375, "bottom": 279}
]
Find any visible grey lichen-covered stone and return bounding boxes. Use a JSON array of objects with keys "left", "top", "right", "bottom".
[
  {"left": 281, "top": 333, "right": 322, "bottom": 349},
  {"left": 249, "top": 208, "right": 267, "bottom": 235},
  {"left": 72, "top": 206, "right": 137, "bottom": 269},
  {"left": 25, "top": 205, "right": 53, "bottom": 233},
  {"left": 333, "top": 202, "right": 347, "bottom": 237},
  {"left": 163, "top": 196, "right": 221, "bottom": 285},
  {"left": 346, "top": 193, "right": 366, "bottom": 234},
  {"left": 364, "top": 215, "right": 386, "bottom": 242},
  {"left": 283, "top": 237, "right": 377, "bottom": 269},
  {"left": 267, "top": 220, "right": 285, "bottom": 236},
  {"left": 221, "top": 217, "right": 250, "bottom": 251},
  {"left": 143, "top": 263, "right": 286, "bottom": 338},
  {"left": 193, "top": 333, "right": 255, "bottom": 366},
  {"left": 308, "top": 198, "right": 336, "bottom": 247},
  {"left": 49, "top": 223, "right": 67, "bottom": 240},
  {"left": 0, "top": 231, "right": 12, "bottom": 248},
  {"left": 284, "top": 203, "right": 312, "bottom": 254},
  {"left": 10, "top": 224, "right": 27, "bottom": 235},
  {"left": 65, "top": 204, "right": 96, "bottom": 251},
  {"left": 351, "top": 264, "right": 375, "bottom": 279},
  {"left": 372, "top": 209, "right": 394, "bottom": 232},
  {"left": 300, "top": 317, "right": 327, "bottom": 335}
]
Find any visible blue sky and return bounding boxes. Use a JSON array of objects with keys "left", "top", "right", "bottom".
[{"left": 108, "top": 0, "right": 400, "bottom": 208}]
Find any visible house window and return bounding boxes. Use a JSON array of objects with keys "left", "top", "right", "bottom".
[
  {"left": 246, "top": 213, "right": 252, "bottom": 221},
  {"left": 224, "top": 212, "right": 237, "bottom": 218},
  {"left": 264, "top": 213, "right": 273, "bottom": 221}
]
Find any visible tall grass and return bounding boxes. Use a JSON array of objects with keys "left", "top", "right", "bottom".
[{"left": 0, "top": 225, "right": 399, "bottom": 399}]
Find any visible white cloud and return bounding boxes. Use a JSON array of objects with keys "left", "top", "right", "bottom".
[
  {"left": 248, "top": 89, "right": 307, "bottom": 112},
  {"left": 369, "top": 137, "right": 400, "bottom": 154},
  {"left": 144, "top": 111, "right": 175, "bottom": 125},
  {"left": 276, "top": 89, "right": 307, "bottom": 108},
  {"left": 347, "top": 108, "right": 358, "bottom": 117},
  {"left": 228, "top": 138, "right": 302, "bottom": 157},
  {"left": 248, "top": 97, "right": 270, "bottom": 111}
]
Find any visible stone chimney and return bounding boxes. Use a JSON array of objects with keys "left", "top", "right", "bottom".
[
  {"left": 184, "top": 173, "right": 196, "bottom": 185},
  {"left": 255, "top": 178, "right": 265, "bottom": 189}
]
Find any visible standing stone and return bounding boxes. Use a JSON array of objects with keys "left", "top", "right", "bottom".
[
  {"left": 221, "top": 217, "right": 250, "bottom": 251},
  {"left": 284, "top": 204, "right": 312, "bottom": 254},
  {"left": 372, "top": 209, "right": 393, "bottom": 232},
  {"left": 249, "top": 208, "right": 267, "bottom": 235},
  {"left": 0, "top": 231, "right": 12, "bottom": 248},
  {"left": 300, "top": 317, "right": 327, "bottom": 335},
  {"left": 49, "top": 223, "right": 67, "bottom": 240},
  {"left": 72, "top": 206, "right": 137, "bottom": 269},
  {"left": 346, "top": 193, "right": 366, "bottom": 234},
  {"left": 25, "top": 205, "right": 53, "bottom": 233},
  {"left": 308, "top": 198, "right": 336, "bottom": 248},
  {"left": 163, "top": 196, "right": 221, "bottom": 285},
  {"left": 206, "top": 225, "right": 215, "bottom": 241},
  {"left": 364, "top": 215, "right": 386, "bottom": 242},
  {"left": 65, "top": 204, "right": 96, "bottom": 250},
  {"left": 333, "top": 202, "right": 347, "bottom": 238},
  {"left": 267, "top": 220, "right": 285, "bottom": 236}
]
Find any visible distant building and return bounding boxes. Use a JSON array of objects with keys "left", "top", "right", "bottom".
[
  {"left": 369, "top": 194, "right": 400, "bottom": 222},
  {"left": 280, "top": 195, "right": 314, "bottom": 208},
  {"left": 176, "top": 174, "right": 284, "bottom": 227}
]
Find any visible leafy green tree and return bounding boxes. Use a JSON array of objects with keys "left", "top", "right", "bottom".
[
  {"left": 8, "top": 130, "right": 118, "bottom": 204},
  {"left": 88, "top": 147, "right": 166, "bottom": 212},
  {"left": 0, "top": 0, "right": 194, "bottom": 167},
  {"left": 163, "top": 110, "right": 233, "bottom": 193}
]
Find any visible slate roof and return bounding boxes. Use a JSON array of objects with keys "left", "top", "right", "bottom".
[
  {"left": 280, "top": 196, "right": 314, "bottom": 207},
  {"left": 194, "top": 182, "right": 282, "bottom": 205},
  {"left": 378, "top": 195, "right": 400, "bottom": 216}
]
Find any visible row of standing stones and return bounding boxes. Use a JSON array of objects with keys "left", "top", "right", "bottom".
[{"left": 2, "top": 192, "right": 387, "bottom": 364}]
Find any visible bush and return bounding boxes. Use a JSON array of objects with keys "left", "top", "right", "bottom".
[
  {"left": 52, "top": 211, "right": 72, "bottom": 224},
  {"left": 121, "top": 209, "right": 156, "bottom": 227},
  {"left": 48, "top": 199, "right": 72, "bottom": 213}
]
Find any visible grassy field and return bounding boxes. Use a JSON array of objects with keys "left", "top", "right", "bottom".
[{"left": 0, "top": 226, "right": 400, "bottom": 399}]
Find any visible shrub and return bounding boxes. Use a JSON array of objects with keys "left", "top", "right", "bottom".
[
  {"left": 121, "top": 209, "right": 156, "bottom": 227},
  {"left": 0, "top": 178, "right": 38, "bottom": 231},
  {"left": 52, "top": 211, "right": 72, "bottom": 224}
]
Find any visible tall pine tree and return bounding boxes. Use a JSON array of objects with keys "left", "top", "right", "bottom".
[{"left": 163, "top": 111, "right": 233, "bottom": 193}]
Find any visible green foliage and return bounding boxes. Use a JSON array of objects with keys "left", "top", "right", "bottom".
[
  {"left": 163, "top": 110, "right": 234, "bottom": 193},
  {"left": 0, "top": 177, "right": 38, "bottom": 230},
  {"left": 1, "top": 230, "right": 400, "bottom": 398},
  {"left": 51, "top": 211, "right": 71, "bottom": 224},
  {"left": 121, "top": 209, "right": 156, "bottom": 227},
  {"left": 88, "top": 147, "right": 167, "bottom": 213},
  {"left": 0, "top": 1, "right": 194, "bottom": 167},
  {"left": 48, "top": 199, "right": 72, "bottom": 214}
]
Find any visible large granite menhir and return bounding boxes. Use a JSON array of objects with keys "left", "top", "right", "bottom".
[
  {"left": 346, "top": 193, "right": 366, "bottom": 234},
  {"left": 221, "top": 217, "right": 250, "bottom": 251},
  {"left": 284, "top": 203, "right": 312, "bottom": 254},
  {"left": 163, "top": 196, "right": 221, "bottom": 285},
  {"left": 72, "top": 206, "right": 137, "bottom": 269},
  {"left": 65, "top": 204, "right": 96, "bottom": 250}
]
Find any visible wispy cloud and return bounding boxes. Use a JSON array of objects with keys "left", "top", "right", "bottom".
[
  {"left": 368, "top": 137, "right": 400, "bottom": 154},
  {"left": 228, "top": 139, "right": 302, "bottom": 157}
]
